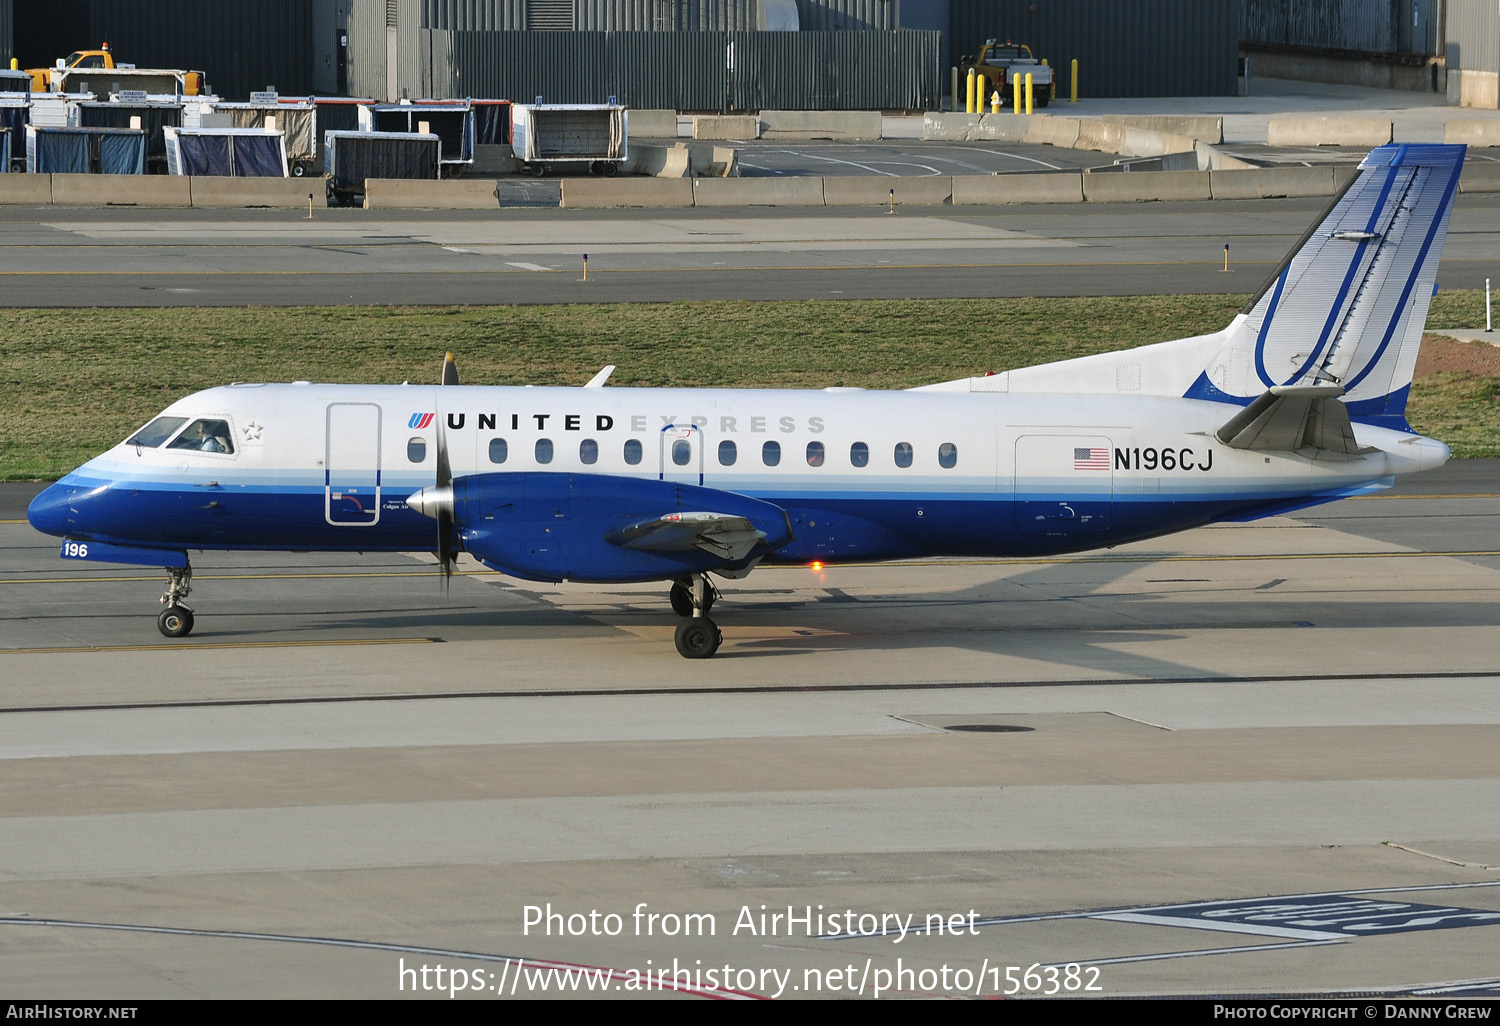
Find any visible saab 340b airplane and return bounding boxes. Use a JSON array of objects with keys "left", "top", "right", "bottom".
[{"left": 28, "top": 144, "right": 1462, "bottom": 657}]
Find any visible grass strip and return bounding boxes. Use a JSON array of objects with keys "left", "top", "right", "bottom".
[{"left": 1, "top": 292, "right": 1493, "bottom": 480}]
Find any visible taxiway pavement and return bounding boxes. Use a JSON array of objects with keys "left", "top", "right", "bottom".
[{"left": 2, "top": 465, "right": 1498, "bottom": 999}]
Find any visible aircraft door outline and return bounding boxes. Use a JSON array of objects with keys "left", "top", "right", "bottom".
[
  {"left": 325, "top": 402, "right": 382, "bottom": 526},
  {"left": 658, "top": 423, "right": 704, "bottom": 487}
]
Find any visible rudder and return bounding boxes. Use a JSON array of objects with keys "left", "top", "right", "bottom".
[{"left": 1186, "top": 144, "right": 1465, "bottom": 429}]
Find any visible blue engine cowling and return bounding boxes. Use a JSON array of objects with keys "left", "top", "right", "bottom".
[{"left": 450, "top": 472, "right": 793, "bottom": 583}]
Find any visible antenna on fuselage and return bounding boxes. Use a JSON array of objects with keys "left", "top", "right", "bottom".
[{"left": 441, "top": 351, "right": 460, "bottom": 387}]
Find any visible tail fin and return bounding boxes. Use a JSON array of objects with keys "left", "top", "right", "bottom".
[{"left": 1187, "top": 144, "right": 1465, "bottom": 429}]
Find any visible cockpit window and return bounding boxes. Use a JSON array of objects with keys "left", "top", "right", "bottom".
[
  {"left": 126, "top": 416, "right": 188, "bottom": 449},
  {"left": 167, "top": 418, "right": 235, "bottom": 454}
]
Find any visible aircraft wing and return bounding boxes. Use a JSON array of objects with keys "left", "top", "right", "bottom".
[
  {"left": 412, "top": 471, "right": 795, "bottom": 583},
  {"left": 1214, "top": 384, "right": 1364, "bottom": 455},
  {"left": 606, "top": 511, "right": 768, "bottom": 562}
]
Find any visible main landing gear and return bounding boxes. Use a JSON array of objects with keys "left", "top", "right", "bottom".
[
  {"left": 157, "top": 564, "right": 195, "bottom": 638},
  {"left": 670, "top": 574, "right": 721, "bottom": 659}
]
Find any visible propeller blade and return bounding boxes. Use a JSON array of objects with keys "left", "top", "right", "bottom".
[
  {"left": 434, "top": 411, "right": 454, "bottom": 590},
  {"left": 441, "top": 351, "right": 460, "bottom": 386}
]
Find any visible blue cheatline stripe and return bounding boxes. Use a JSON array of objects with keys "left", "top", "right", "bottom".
[{"left": 1345, "top": 149, "right": 1465, "bottom": 394}]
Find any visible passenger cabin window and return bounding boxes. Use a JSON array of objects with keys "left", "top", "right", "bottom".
[
  {"left": 894, "top": 442, "right": 913, "bottom": 469},
  {"left": 623, "top": 439, "right": 643, "bottom": 465},
  {"left": 167, "top": 418, "right": 234, "bottom": 454},
  {"left": 580, "top": 438, "right": 598, "bottom": 465},
  {"left": 535, "top": 438, "right": 553, "bottom": 464},
  {"left": 127, "top": 416, "right": 188, "bottom": 449},
  {"left": 407, "top": 437, "right": 427, "bottom": 463},
  {"left": 762, "top": 441, "right": 781, "bottom": 467},
  {"left": 806, "top": 441, "right": 825, "bottom": 467},
  {"left": 488, "top": 438, "right": 508, "bottom": 464},
  {"left": 718, "top": 440, "right": 737, "bottom": 466},
  {"left": 850, "top": 441, "right": 869, "bottom": 468},
  {"left": 672, "top": 439, "right": 692, "bottom": 466},
  {"left": 938, "top": 442, "right": 958, "bottom": 469}
]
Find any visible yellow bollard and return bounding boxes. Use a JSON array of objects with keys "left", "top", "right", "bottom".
[
  {"left": 306, "top": 193, "right": 314, "bottom": 219},
  {"left": 990, "top": 90, "right": 1000, "bottom": 114},
  {"left": 1012, "top": 75, "right": 1021, "bottom": 115},
  {"left": 583, "top": 253, "right": 588, "bottom": 281},
  {"left": 8, "top": 58, "right": 16, "bottom": 71},
  {"left": 888, "top": 188, "right": 895, "bottom": 214},
  {"left": 1071, "top": 59, "right": 1079, "bottom": 103},
  {"left": 1025, "top": 73, "right": 1033, "bottom": 115},
  {"left": 965, "top": 68, "right": 976, "bottom": 114}
]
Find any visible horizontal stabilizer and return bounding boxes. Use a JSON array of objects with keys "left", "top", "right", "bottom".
[
  {"left": 607, "top": 511, "right": 767, "bottom": 561},
  {"left": 1214, "top": 384, "right": 1363, "bottom": 455}
]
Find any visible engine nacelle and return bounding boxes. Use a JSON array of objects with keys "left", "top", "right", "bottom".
[{"left": 450, "top": 472, "right": 793, "bottom": 583}]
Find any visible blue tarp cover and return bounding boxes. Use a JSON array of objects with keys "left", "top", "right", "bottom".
[
  {"left": 28, "top": 128, "right": 145, "bottom": 174},
  {"left": 174, "top": 132, "right": 285, "bottom": 176}
]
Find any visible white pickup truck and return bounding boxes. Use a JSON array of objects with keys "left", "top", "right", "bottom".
[{"left": 961, "top": 40, "right": 1054, "bottom": 108}]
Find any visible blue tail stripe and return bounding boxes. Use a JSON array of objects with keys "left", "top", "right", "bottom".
[{"left": 1344, "top": 147, "right": 1465, "bottom": 393}]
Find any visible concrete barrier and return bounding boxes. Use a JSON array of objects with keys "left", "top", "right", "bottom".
[
  {"left": 1102, "top": 115, "right": 1223, "bottom": 144},
  {"left": 690, "top": 178, "right": 824, "bottom": 207},
  {"left": 760, "top": 110, "right": 883, "bottom": 140},
  {"left": 823, "top": 176, "right": 952, "bottom": 206},
  {"left": 51, "top": 173, "right": 192, "bottom": 207},
  {"left": 951, "top": 172, "right": 1084, "bottom": 205},
  {"left": 1022, "top": 115, "right": 1080, "bottom": 149},
  {"left": 1444, "top": 119, "right": 1500, "bottom": 146},
  {"left": 692, "top": 115, "right": 758, "bottom": 140},
  {"left": 0, "top": 174, "right": 52, "bottom": 204},
  {"left": 1074, "top": 120, "right": 1130, "bottom": 154},
  {"left": 1334, "top": 166, "right": 1360, "bottom": 190},
  {"left": 559, "top": 178, "right": 694, "bottom": 209},
  {"left": 1267, "top": 116, "right": 1393, "bottom": 147},
  {"left": 923, "top": 113, "right": 983, "bottom": 141},
  {"left": 629, "top": 109, "right": 681, "bottom": 138},
  {"left": 970, "top": 113, "right": 1031, "bottom": 142},
  {"left": 1196, "top": 141, "right": 1255, "bottom": 171},
  {"left": 189, "top": 176, "right": 322, "bottom": 208},
  {"left": 1460, "top": 163, "right": 1500, "bottom": 193},
  {"left": 626, "top": 142, "right": 690, "bottom": 178},
  {"left": 362, "top": 179, "right": 500, "bottom": 209},
  {"left": 1082, "top": 169, "right": 1211, "bottom": 203},
  {"left": 1209, "top": 166, "right": 1339, "bottom": 200},
  {"left": 656, "top": 146, "right": 691, "bottom": 178},
  {"left": 687, "top": 143, "right": 738, "bottom": 178}
]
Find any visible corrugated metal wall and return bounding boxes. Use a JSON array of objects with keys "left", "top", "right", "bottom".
[
  {"left": 418, "top": 1, "right": 889, "bottom": 33},
  {"left": 87, "top": 0, "right": 317, "bottom": 99},
  {"left": 0, "top": 0, "right": 12, "bottom": 68},
  {"left": 1243, "top": 0, "right": 1441, "bottom": 57},
  {"left": 429, "top": 28, "right": 940, "bottom": 109},
  {"left": 794, "top": 0, "right": 894, "bottom": 32},
  {"left": 949, "top": 0, "right": 1238, "bottom": 97},
  {"left": 1446, "top": 0, "right": 1499, "bottom": 74}
]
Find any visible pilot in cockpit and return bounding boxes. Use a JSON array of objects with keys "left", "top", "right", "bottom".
[{"left": 169, "top": 419, "right": 235, "bottom": 454}]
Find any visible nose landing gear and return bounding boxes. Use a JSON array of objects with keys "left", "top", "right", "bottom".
[{"left": 158, "top": 564, "right": 195, "bottom": 638}]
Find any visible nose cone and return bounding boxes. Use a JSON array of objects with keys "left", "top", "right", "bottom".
[
  {"left": 405, "top": 484, "right": 453, "bottom": 520},
  {"left": 27, "top": 481, "right": 85, "bottom": 538}
]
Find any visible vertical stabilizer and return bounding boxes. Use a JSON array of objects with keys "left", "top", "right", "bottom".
[{"left": 1186, "top": 145, "right": 1465, "bottom": 428}]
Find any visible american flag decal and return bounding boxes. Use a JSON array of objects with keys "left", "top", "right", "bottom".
[{"left": 1073, "top": 447, "right": 1109, "bottom": 470}]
